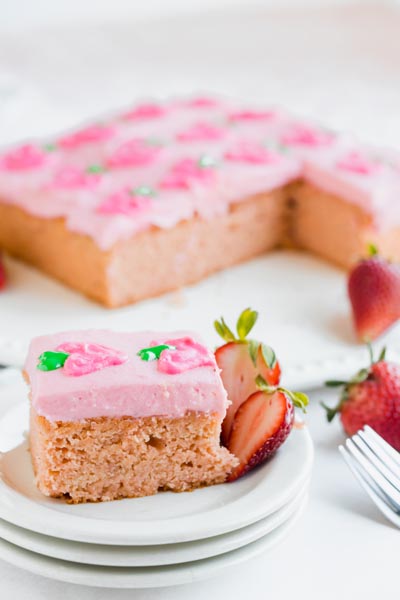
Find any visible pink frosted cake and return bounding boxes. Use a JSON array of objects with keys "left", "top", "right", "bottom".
[
  {"left": 1, "top": 95, "right": 400, "bottom": 306},
  {"left": 25, "top": 329, "right": 237, "bottom": 503}
]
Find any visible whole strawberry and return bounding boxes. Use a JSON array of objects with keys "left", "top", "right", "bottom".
[
  {"left": 323, "top": 346, "right": 400, "bottom": 450},
  {"left": 214, "top": 308, "right": 281, "bottom": 445},
  {"left": 348, "top": 245, "right": 400, "bottom": 341}
]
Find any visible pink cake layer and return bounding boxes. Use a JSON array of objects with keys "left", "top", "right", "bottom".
[
  {"left": 1, "top": 96, "right": 399, "bottom": 250},
  {"left": 24, "top": 330, "right": 228, "bottom": 422}
]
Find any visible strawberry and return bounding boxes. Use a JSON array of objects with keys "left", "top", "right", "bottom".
[
  {"left": 0, "top": 254, "right": 6, "bottom": 290},
  {"left": 322, "top": 346, "right": 400, "bottom": 450},
  {"left": 214, "top": 308, "right": 281, "bottom": 444},
  {"left": 348, "top": 245, "right": 400, "bottom": 341},
  {"left": 227, "top": 378, "right": 308, "bottom": 481}
]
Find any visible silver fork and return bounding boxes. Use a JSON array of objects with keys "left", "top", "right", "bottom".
[{"left": 339, "top": 426, "right": 400, "bottom": 528}]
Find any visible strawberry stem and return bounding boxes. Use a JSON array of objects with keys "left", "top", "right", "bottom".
[
  {"left": 367, "top": 242, "right": 378, "bottom": 257},
  {"left": 255, "top": 375, "right": 309, "bottom": 412}
]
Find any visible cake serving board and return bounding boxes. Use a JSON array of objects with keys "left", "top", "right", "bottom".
[{"left": 1, "top": 249, "right": 400, "bottom": 389}]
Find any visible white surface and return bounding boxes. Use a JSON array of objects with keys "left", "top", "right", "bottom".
[
  {"left": 0, "top": 376, "right": 313, "bottom": 545},
  {"left": 0, "top": 486, "right": 308, "bottom": 566},
  {"left": 1, "top": 2, "right": 400, "bottom": 598},
  {"left": 2, "top": 251, "right": 400, "bottom": 390},
  {"left": 0, "top": 499, "right": 306, "bottom": 588}
]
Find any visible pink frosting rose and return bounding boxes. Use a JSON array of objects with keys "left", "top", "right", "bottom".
[
  {"left": 177, "top": 122, "right": 225, "bottom": 142},
  {"left": 281, "top": 124, "right": 334, "bottom": 147},
  {"left": 122, "top": 103, "right": 167, "bottom": 120},
  {"left": 228, "top": 110, "right": 275, "bottom": 122},
  {"left": 0, "top": 144, "right": 47, "bottom": 171},
  {"left": 59, "top": 124, "right": 115, "bottom": 149},
  {"left": 51, "top": 166, "right": 102, "bottom": 189},
  {"left": 336, "top": 151, "right": 380, "bottom": 175},
  {"left": 183, "top": 97, "right": 219, "bottom": 109},
  {"left": 157, "top": 337, "right": 215, "bottom": 374},
  {"left": 107, "top": 139, "right": 161, "bottom": 168},
  {"left": 56, "top": 342, "right": 128, "bottom": 377},
  {"left": 224, "top": 142, "right": 279, "bottom": 165},
  {"left": 97, "top": 189, "right": 152, "bottom": 216},
  {"left": 160, "top": 158, "right": 215, "bottom": 190}
]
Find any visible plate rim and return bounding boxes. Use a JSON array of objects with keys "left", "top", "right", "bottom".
[
  {"left": 0, "top": 496, "right": 308, "bottom": 588},
  {"left": 0, "top": 482, "right": 309, "bottom": 567}
]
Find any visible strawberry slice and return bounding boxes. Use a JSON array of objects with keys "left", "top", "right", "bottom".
[
  {"left": 214, "top": 308, "right": 281, "bottom": 444},
  {"left": 227, "top": 380, "right": 308, "bottom": 481},
  {"left": 227, "top": 390, "right": 294, "bottom": 482}
]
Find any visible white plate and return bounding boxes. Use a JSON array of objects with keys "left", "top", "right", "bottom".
[
  {"left": 0, "top": 481, "right": 308, "bottom": 567},
  {"left": 0, "top": 386, "right": 313, "bottom": 546},
  {"left": 1, "top": 251, "right": 400, "bottom": 388},
  {"left": 0, "top": 496, "right": 307, "bottom": 588}
]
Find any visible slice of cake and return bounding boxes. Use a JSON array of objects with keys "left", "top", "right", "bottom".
[
  {"left": 1, "top": 95, "right": 399, "bottom": 306},
  {"left": 24, "top": 329, "right": 238, "bottom": 503}
]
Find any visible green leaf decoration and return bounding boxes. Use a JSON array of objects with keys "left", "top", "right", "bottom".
[
  {"left": 214, "top": 318, "right": 236, "bottom": 343},
  {"left": 137, "top": 344, "right": 175, "bottom": 362},
  {"left": 43, "top": 143, "right": 57, "bottom": 152},
  {"left": 260, "top": 343, "right": 276, "bottom": 368},
  {"left": 86, "top": 164, "right": 106, "bottom": 174},
  {"left": 255, "top": 374, "right": 276, "bottom": 394},
  {"left": 236, "top": 308, "right": 258, "bottom": 341},
  {"left": 37, "top": 351, "right": 69, "bottom": 372},
  {"left": 133, "top": 185, "right": 155, "bottom": 197},
  {"left": 198, "top": 155, "right": 217, "bottom": 168}
]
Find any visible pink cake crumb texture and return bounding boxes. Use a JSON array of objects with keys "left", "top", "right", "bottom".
[
  {"left": 1, "top": 96, "right": 399, "bottom": 251},
  {"left": 25, "top": 330, "right": 228, "bottom": 422}
]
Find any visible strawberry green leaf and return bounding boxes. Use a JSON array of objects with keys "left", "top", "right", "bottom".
[
  {"left": 325, "top": 380, "right": 347, "bottom": 387},
  {"left": 255, "top": 374, "right": 276, "bottom": 394},
  {"left": 367, "top": 242, "right": 378, "bottom": 257},
  {"left": 284, "top": 390, "right": 309, "bottom": 412},
  {"left": 378, "top": 347, "right": 387, "bottom": 362},
  {"left": 260, "top": 343, "right": 276, "bottom": 368},
  {"left": 321, "top": 401, "right": 340, "bottom": 422},
  {"left": 248, "top": 340, "right": 259, "bottom": 367},
  {"left": 236, "top": 308, "right": 258, "bottom": 340},
  {"left": 214, "top": 318, "right": 236, "bottom": 342}
]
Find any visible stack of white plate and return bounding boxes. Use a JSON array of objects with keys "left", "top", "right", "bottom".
[{"left": 0, "top": 378, "right": 314, "bottom": 589}]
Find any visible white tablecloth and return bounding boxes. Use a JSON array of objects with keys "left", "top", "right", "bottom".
[{"left": 0, "top": 3, "right": 399, "bottom": 597}]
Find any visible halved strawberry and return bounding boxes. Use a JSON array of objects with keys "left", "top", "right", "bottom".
[
  {"left": 227, "top": 382, "right": 308, "bottom": 481},
  {"left": 214, "top": 308, "right": 281, "bottom": 444}
]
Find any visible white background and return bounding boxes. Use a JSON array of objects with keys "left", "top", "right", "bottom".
[{"left": 0, "top": 1, "right": 400, "bottom": 597}]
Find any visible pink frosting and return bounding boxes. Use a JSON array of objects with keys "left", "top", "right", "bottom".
[
  {"left": 157, "top": 337, "right": 215, "bottom": 374},
  {"left": 281, "top": 124, "right": 334, "bottom": 147},
  {"left": 25, "top": 330, "right": 228, "bottom": 422},
  {"left": 107, "top": 139, "right": 161, "bottom": 168},
  {"left": 0, "top": 144, "right": 47, "bottom": 171},
  {"left": 177, "top": 122, "right": 225, "bottom": 142},
  {"left": 51, "top": 166, "right": 102, "bottom": 190},
  {"left": 56, "top": 342, "right": 128, "bottom": 376},
  {"left": 122, "top": 103, "right": 167, "bottom": 120},
  {"left": 224, "top": 142, "right": 279, "bottom": 165},
  {"left": 159, "top": 158, "right": 216, "bottom": 190},
  {"left": 1, "top": 95, "right": 400, "bottom": 248},
  {"left": 97, "top": 189, "right": 152, "bottom": 216},
  {"left": 58, "top": 124, "right": 115, "bottom": 149},
  {"left": 336, "top": 151, "right": 380, "bottom": 175}
]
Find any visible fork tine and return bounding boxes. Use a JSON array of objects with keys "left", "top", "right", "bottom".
[
  {"left": 345, "top": 439, "right": 400, "bottom": 507},
  {"left": 363, "top": 426, "right": 400, "bottom": 468},
  {"left": 352, "top": 433, "right": 400, "bottom": 489},
  {"left": 339, "top": 446, "right": 400, "bottom": 528}
]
